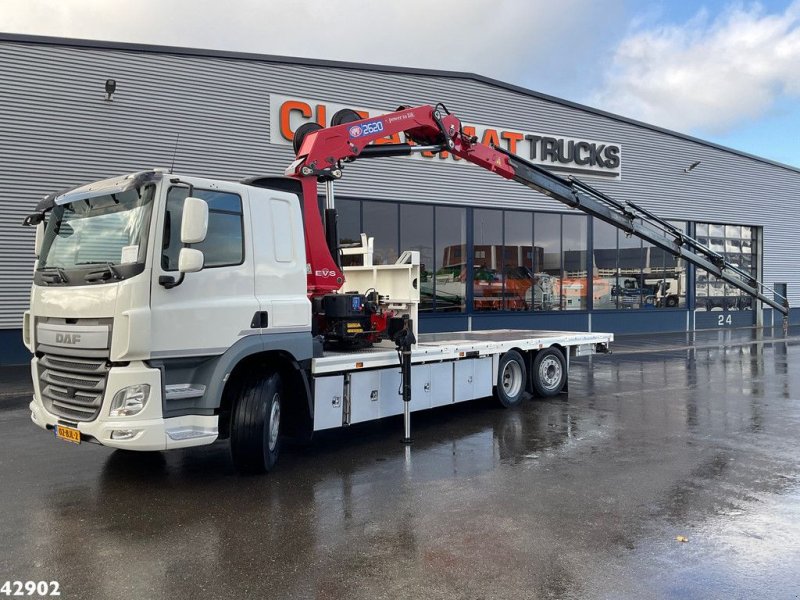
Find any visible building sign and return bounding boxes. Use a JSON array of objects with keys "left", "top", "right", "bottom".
[{"left": 269, "top": 94, "right": 622, "bottom": 179}]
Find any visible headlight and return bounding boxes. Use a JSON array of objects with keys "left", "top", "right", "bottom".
[{"left": 109, "top": 384, "right": 151, "bottom": 417}]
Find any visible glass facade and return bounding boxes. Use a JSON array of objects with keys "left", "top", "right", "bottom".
[
  {"left": 363, "top": 202, "right": 398, "bottom": 265},
  {"left": 694, "top": 223, "right": 757, "bottom": 311},
  {"left": 334, "top": 198, "right": 755, "bottom": 316},
  {"left": 400, "top": 204, "right": 434, "bottom": 311},
  {"left": 592, "top": 218, "right": 687, "bottom": 309},
  {"left": 504, "top": 211, "right": 534, "bottom": 311},
  {"left": 336, "top": 198, "right": 362, "bottom": 267},
  {"left": 563, "top": 215, "right": 588, "bottom": 310},
  {"left": 468, "top": 210, "right": 588, "bottom": 311},
  {"left": 433, "top": 206, "right": 467, "bottom": 312},
  {"left": 534, "top": 213, "right": 564, "bottom": 311}
]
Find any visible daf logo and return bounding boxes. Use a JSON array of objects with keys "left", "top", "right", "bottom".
[{"left": 55, "top": 333, "right": 81, "bottom": 345}]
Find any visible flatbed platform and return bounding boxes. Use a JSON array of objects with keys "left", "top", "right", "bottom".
[{"left": 312, "top": 329, "right": 613, "bottom": 374}]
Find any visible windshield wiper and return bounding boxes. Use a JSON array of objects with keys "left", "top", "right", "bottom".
[
  {"left": 38, "top": 266, "right": 69, "bottom": 283},
  {"left": 78, "top": 261, "right": 123, "bottom": 282}
]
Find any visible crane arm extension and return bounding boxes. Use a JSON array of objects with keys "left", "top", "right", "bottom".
[{"left": 287, "top": 104, "right": 789, "bottom": 316}]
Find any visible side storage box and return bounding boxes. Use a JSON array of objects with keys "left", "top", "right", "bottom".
[
  {"left": 410, "top": 364, "right": 435, "bottom": 411},
  {"left": 313, "top": 375, "right": 344, "bottom": 431},
  {"left": 349, "top": 370, "right": 382, "bottom": 424},
  {"left": 380, "top": 364, "right": 436, "bottom": 417},
  {"left": 379, "top": 367, "right": 403, "bottom": 417},
  {"left": 453, "top": 358, "right": 493, "bottom": 403},
  {"left": 429, "top": 362, "right": 454, "bottom": 407}
]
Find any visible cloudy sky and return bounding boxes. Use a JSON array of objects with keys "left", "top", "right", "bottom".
[{"left": 3, "top": 0, "right": 799, "bottom": 167}]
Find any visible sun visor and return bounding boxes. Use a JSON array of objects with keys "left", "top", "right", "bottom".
[{"left": 54, "top": 170, "right": 162, "bottom": 205}]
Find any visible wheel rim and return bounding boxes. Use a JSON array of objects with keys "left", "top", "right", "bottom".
[
  {"left": 268, "top": 393, "right": 281, "bottom": 452},
  {"left": 502, "top": 360, "right": 523, "bottom": 398},
  {"left": 539, "top": 357, "right": 562, "bottom": 390}
]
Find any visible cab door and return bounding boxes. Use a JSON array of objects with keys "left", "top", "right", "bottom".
[
  {"left": 149, "top": 182, "right": 258, "bottom": 358},
  {"left": 248, "top": 187, "right": 311, "bottom": 334}
]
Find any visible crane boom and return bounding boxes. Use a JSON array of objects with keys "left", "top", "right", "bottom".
[{"left": 286, "top": 103, "right": 789, "bottom": 318}]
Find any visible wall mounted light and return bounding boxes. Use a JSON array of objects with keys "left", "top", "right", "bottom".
[{"left": 105, "top": 79, "right": 117, "bottom": 102}]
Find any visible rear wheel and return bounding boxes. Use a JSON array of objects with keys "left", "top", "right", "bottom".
[
  {"left": 230, "top": 371, "right": 282, "bottom": 474},
  {"left": 531, "top": 347, "right": 566, "bottom": 397},
  {"left": 494, "top": 350, "right": 527, "bottom": 408}
]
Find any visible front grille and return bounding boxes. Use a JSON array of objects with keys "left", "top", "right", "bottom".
[{"left": 38, "top": 354, "right": 110, "bottom": 422}]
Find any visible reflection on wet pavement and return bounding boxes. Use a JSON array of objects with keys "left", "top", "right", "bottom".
[{"left": 1, "top": 340, "right": 798, "bottom": 599}]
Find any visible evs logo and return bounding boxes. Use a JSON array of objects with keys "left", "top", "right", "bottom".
[{"left": 347, "top": 119, "right": 384, "bottom": 138}]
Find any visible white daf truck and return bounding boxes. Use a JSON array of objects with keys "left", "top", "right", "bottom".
[
  {"left": 25, "top": 101, "right": 782, "bottom": 474},
  {"left": 22, "top": 168, "right": 612, "bottom": 473}
]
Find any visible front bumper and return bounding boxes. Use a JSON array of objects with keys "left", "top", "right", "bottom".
[{"left": 30, "top": 360, "right": 218, "bottom": 451}]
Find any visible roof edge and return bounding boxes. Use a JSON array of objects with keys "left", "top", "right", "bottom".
[{"left": 1, "top": 31, "right": 798, "bottom": 176}]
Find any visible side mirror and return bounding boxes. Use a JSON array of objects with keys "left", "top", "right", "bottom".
[
  {"left": 181, "top": 197, "right": 209, "bottom": 244},
  {"left": 178, "top": 248, "right": 204, "bottom": 273},
  {"left": 34, "top": 222, "right": 45, "bottom": 258}
]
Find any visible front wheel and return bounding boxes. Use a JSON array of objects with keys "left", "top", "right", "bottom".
[
  {"left": 230, "top": 372, "right": 282, "bottom": 474},
  {"left": 531, "top": 347, "right": 566, "bottom": 397}
]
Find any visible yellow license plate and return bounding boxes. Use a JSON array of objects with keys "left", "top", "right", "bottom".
[{"left": 55, "top": 424, "right": 81, "bottom": 445}]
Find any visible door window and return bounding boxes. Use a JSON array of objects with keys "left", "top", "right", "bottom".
[{"left": 162, "top": 188, "right": 244, "bottom": 271}]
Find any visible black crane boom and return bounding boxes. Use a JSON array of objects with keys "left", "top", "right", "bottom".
[{"left": 494, "top": 145, "right": 789, "bottom": 317}]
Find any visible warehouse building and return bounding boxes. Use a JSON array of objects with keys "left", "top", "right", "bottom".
[{"left": 1, "top": 33, "right": 798, "bottom": 365}]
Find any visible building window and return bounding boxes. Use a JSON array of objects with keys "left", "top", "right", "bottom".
[
  {"left": 363, "top": 201, "right": 399, "bottom": 265},
  {"left": 592, "top": 218, "right": 687, "bottom": 310},
  {"left": 592, "top": 219, "right": 618, "bottom": 309},
  {"left": 694, "top": 223, "right": 757, "bottom": 311},
  {"left": 336, "top": 198, "right": 362, "bottom": 267},
  {"left": 435, "top": 206, "right": 467, "bottom": 312},
  {"left": 473, "top": 209, "right": 504, "bottom": 311},
  {"left": 563, "top": 215, "right": 588, "bottom": 310},
  {"left": 535, "top": 213, "right": 562, "bottom": 311},
  {"left": 162, "top": 187, "right": 244, "bottom": 271},
  {"left": 617, "top": 228, "right": 644, "bottom": 309},
  {"left": 337, "top": 199, "right": 464, "bottom": 312},
  {"left": 643, "top": 221, "right": 687, "bottom": 308},
  {"left": 504, "top": 211, "right": 534, "bottom": 311},
  {"left": 400, "top": 204, "right": 434, "bottom": 312},
  {"left": 468, "top": 210, "right": 587, "bottom": 312}
]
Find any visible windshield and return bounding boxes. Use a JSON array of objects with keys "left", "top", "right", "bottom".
[{"left": 38, "top": 185, "right": 155, "bottom": 270}]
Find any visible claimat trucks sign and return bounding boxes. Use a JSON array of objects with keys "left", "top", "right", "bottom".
[{"left": 269, "top": 94, "right": 622, "bottom": 179}]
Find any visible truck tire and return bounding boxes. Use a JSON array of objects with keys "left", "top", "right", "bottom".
[
  {"left": 531, "top": 347, "right": 566, "bottom": 398},
  {"left": 494, "top": 350, "right": 527, "bottom": 408},
  {"left": 230, "top": 371, "right": 282, "bottom": 474}
]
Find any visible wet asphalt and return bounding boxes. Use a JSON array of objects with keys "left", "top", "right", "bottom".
[{"left": 1, "top": 329, "right": 799, "bottom": 599}]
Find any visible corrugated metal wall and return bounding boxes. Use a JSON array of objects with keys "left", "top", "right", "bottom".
[{"left": 1, "top": 37, "right": 799, "bottom": 329}]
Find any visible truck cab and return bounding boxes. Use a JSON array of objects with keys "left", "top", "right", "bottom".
[{"left": 25, "top": 170, "right": 311, "bottom": 453}]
